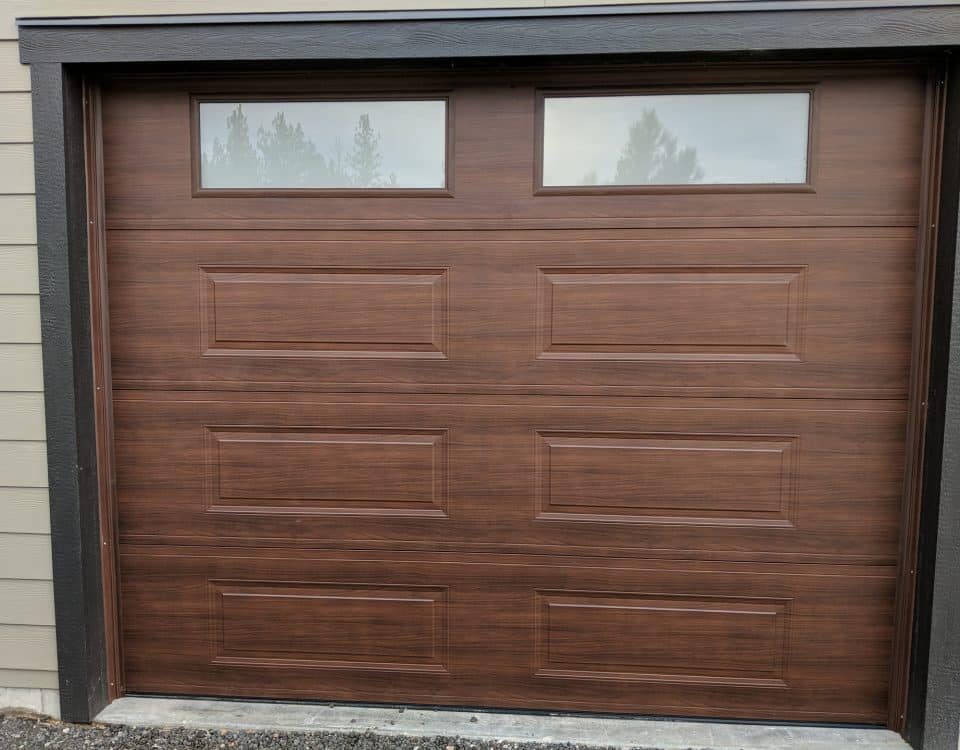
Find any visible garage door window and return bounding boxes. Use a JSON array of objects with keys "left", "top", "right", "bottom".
[
  {"left": 196, "top": 98, "right": 448, "bottom": 191},
  {"left": 539, "top": 90, "right": 811, "bottom": 189}
]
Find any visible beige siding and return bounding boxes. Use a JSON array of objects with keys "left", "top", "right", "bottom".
[
  {"left": 0, "top": 93, "right": 32, "bottom": 143},
  {"left": 0, "top": 534, "right": 52, "bottom": 580},
  {"left": 0, "top": 669, "right": 58, "bottom": 690},
  {"left": 0, "top": 0, "right": 710, "bottom": 701},
  {"left": 0, "top": 345, "right": 43, "bottom": 391},
  {"left": 0, "top": 393, "right": 45, "bottom": 440},
  {"left": 0, "top": 42, "right": 29, "bottom": 90},
  {"left": 0, "top": 295, "right": 41, "bottom": 343},
  {"left": 0, "top": 146, "right": 35, "bottom": 194},
  {"left": 0, "top": 581, "right": 55, "bottom": 626},
  {"left": 0, "top": 625, "right": 56, "bottom": 671},
  {"left": 0, "top": 196, "right": 37, "bottom": 244},
  {"left": 0, "top": 246, "right": 39, "bottom": 294},
  {"left": 0, "top": 488, "right": 50, "bottom": 534},
  {"left": 0, "top": 442, "right": 47, "bottom": 487}
]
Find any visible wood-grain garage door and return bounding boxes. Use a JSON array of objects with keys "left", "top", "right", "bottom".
[{"left": 100, "top": 62, "right": 929, "bottom": 723}]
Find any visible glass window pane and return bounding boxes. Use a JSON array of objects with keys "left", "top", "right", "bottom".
[
  {"left": 541, "top": 92, "right": 810, "bottom": 187},
  {"left": 199, "top": 99, "right": 447, "bottom": 189}
]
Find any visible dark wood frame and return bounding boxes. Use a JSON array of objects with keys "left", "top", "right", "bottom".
[
  {"left": 532, "top": 83, "right": 820, "bottom": 195},
  {"left": 888, "top": 65, "right": 947, "bottom": 731},
  {"left": 83, "top": 79, "right": 124, "bottom": 701},
  {"left": 189, "top": 92, "right": 456, "bottom": 197},
  {"left": 15, "top": 3, "right": 960, "bottom": 749}
]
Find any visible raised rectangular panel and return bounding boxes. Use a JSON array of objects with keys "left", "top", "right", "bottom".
[
  {"left": 204, "top": 426, "right": 448, "bottom": 517},
  {"left": 536, "top": 431, "right": 798, "bottom": 525},
  {"left": 538, "top": 266, "right": 805, "bottom": 361},
  {"left": 535, "top": 590, "right": 789, "bottom": 687},
  {"left": 209, "top": 580, "right": 448, "bottom": 673},
  {"left": 200, "top": 266, "right": 448, "bottom": 358}
]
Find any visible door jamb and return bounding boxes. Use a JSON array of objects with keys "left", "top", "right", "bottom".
[
  {"left": 83, "top": 78, "right": 123, "bottom": 701},
  {"left": 889, "top": 60, "right": 948, "bottom": 731}
]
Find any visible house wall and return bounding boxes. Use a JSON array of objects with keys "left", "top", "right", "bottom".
[{"left": 0, "top": 0, "right": 721, "bottom": 719}]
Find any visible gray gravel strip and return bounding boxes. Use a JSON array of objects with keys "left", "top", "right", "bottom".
[{"left": 0, "top": 714, "right": 680, "bottom": 750}]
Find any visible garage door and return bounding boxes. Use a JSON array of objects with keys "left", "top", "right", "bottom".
[{"left": 102, "top": 63, "right": 927, "bottom": 723}]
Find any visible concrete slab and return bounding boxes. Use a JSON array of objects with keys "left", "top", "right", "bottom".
[{"left": 96, "top": 697, "right": 911, "bottom": 750}]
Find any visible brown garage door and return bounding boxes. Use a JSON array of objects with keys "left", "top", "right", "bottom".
[{"left": 101, "top": 62, "right": 928, "bottom": 723}]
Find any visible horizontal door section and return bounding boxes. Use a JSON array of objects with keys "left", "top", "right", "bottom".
[
  {"left": 113, "top": 394, "right": 905, "bottom": 564},
  {"left": 119, "top": 548, "right": 896, "bottom": 723},
  {"left": 106, "top": 229, "right": 916, "bottom": 397},
  {"left": 102, "top": 65, "right": 925, "bottom": 224}
]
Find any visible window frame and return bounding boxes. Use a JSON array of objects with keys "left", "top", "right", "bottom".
[
  {"left": 190, "top": 91, "right": 455, "bottom": 196},
  {"left": 533, "top": 83, "right": 820, "bottom": 195}
]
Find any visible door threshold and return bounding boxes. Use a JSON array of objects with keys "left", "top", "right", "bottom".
[{"left": 95, "top": 696, "right": 909, "bottom": 750}]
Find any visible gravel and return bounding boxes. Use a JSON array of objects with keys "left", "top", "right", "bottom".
[{"left": 0, "top": 714, "right": 676, "bottom": 750}]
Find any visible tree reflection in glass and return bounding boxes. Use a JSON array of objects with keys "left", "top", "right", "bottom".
[
  {"left": 611, "top": 108, "right": 704, "bottom": 186},
  {"left": 199, "top": 100, "right": 445, "bottom": 189},
  {"left": 543, "top": 92, "right": 810, "bottom": 187}
]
